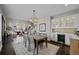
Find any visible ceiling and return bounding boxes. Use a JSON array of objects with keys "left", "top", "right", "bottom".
[{"left": 1, "top": 4, "right": 79, "bottom": 20}]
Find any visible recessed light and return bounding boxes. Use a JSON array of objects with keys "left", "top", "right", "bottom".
[{"left": 65, "top": 4, "right": 68, "bottom": 6}]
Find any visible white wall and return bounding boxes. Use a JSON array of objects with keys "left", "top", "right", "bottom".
[{"left": 33, "top": 19, "right": 51, "bottom": 41}]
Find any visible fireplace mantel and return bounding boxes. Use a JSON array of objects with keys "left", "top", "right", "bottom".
[{"left": 51, "top": 32, "right": 70, "bottom": 45}]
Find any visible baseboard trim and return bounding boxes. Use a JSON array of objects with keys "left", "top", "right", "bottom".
[{"left": 49, "top": 40, "right": 70, "bottom": 47}]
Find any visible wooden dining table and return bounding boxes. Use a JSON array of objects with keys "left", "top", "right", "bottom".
[{"left": 33, "top": 35, "right": 48, "bottom": 54}]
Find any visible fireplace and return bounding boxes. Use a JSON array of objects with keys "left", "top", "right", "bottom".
[{"left": 57, "top": 34, "right": 65, "bottom": 44}]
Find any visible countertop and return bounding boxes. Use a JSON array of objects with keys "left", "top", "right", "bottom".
[{"left": 69, "top": 34, "right": 79, "bottom": 40}]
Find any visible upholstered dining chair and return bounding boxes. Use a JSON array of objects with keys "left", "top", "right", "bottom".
[{"left": 23, "top": 34, "right": 34, "bottom": 52}]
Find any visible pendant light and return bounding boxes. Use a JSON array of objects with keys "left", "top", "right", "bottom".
[{"left": 30, "top": 10, "right": 38, "bottom": 24}]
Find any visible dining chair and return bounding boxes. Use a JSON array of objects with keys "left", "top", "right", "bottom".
[{"left": 23, "top": 34, "right": 34, "bottom": 52}]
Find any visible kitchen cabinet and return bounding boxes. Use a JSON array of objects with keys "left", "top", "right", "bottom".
[{"left": 52, "top": 16, "right": 77, "bottom": 28}]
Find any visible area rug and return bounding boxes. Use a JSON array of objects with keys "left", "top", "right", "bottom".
[
  {"left": 13, "top": 42, "right": 59, "bottom": 55},
  {"left": 37, "top": 43, "right": 59, "bottom": 55}
]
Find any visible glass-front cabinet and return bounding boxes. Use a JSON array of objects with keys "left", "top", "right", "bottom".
[{"left": 52, "top": 15, "right": 77, "bottom": 28}]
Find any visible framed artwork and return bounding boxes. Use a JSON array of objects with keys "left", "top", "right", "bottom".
[{"left": 39, "top": 23, "right": 46, "bottom": 32}]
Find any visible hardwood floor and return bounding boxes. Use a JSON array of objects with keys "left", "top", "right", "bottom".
[
  {"left": 0, "top": 44, "right": 16, "bottom": 55},
  {"left": 48, "top": 41, "right": 70, "bottom": 55},
  {"left": 0, "top": 35, "right": 16, "bottom": 55}
]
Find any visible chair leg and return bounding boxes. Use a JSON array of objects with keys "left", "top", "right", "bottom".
[
  {"left": 37, "top": 46, "right": 38, "bottom": 54},
  {"left": 46, "top": 38, "right": 47, "bottom": 48},
  {"left": 28, "top": 39, "right": 31, "bottom": 51},
  {"left": 33, "top": 40, "right": 36, "bottom": 55},
  {"left": 25, "top": 40, "right": 27, "bottom": 47},
  {"left": 33, "top": 46, "right": 36, "bottom": 55},
  {"left": 40, "top": 43, "right": 43, "bottom": 49}
]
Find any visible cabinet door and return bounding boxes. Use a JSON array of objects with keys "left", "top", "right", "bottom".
[{"left": 70, "top": 39, "right": 79, "bottom": 55}]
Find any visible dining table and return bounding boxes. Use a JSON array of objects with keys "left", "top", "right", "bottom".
[{"left": 33, "top": 34, "right": 48, "bottom": 54}]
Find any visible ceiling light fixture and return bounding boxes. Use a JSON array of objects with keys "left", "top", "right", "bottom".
[
  {"left": 30, "top": 10, "right": 38, "bottom": 24},
  {"left": 65, "top": 4, "right": 68, "bottom": 6}
]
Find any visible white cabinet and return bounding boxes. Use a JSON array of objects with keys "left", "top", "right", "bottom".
[{"left": 52, "top": 15, "right": 77, "bottom": 28}]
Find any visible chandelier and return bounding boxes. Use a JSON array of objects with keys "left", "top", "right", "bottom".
[{"left": 30, "top": 10, "right": 38, "bottom": 24}]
